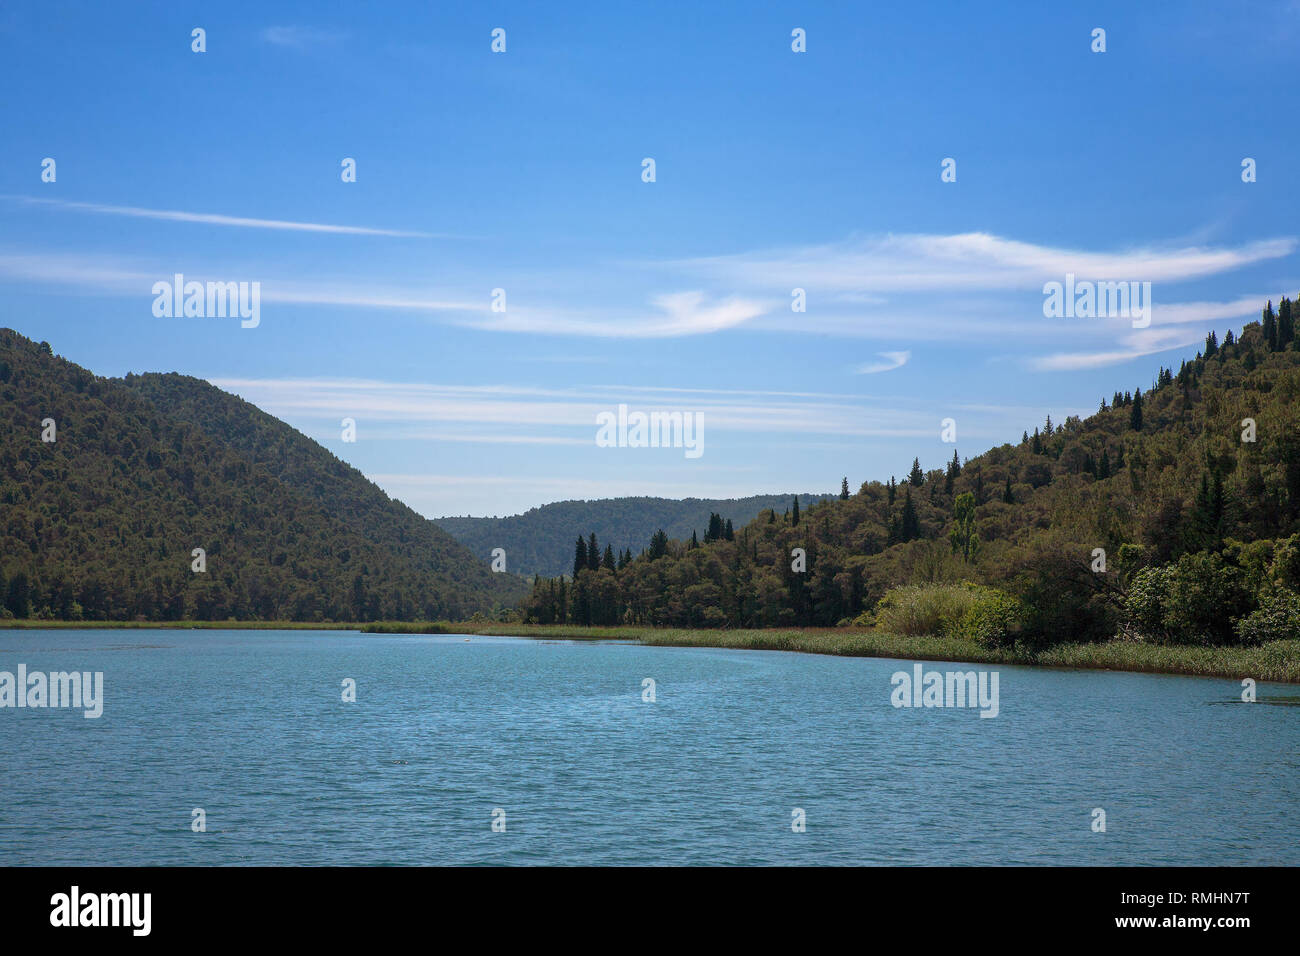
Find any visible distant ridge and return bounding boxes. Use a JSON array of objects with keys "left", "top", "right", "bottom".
[{"left": 435, "top": 494, "right": 835, "bottom": 577}]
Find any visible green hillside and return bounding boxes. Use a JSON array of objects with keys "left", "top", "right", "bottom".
[
  {"left": 435, "top": 493, "right": 835, "bottom": 577},
  {"left": 522, "top": 303, "right": 1300, "bottom": 647},
  {"left": 0, "top": 329, "right": 525, "bottom": 622}
]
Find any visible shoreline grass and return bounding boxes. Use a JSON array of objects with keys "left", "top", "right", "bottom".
[
  {"left": 631, "top": 628, "right": 1300, "bottom": 683},
  {"left": 3, "top": 620, "right": 1295, "bottom": 683}
]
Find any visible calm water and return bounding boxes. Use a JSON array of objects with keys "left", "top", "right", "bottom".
[{"left": 1, "top": 628, "right": 1296, "bottom": 866}]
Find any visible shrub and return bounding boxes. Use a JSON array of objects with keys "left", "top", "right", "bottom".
[
  {"left": 956, "top": 590, "right": 1024, "bottom": 648},
  {"left": 1124, "top": 565, "right": 1170, "bottom": 637},
  {"left": 1162, "top": 551, "right": 1250, "bottom": 643},
  {"left": 1125, "top": 551, "right": 1251, "bottom": 644},
  {"left": 871, "top": 584, "right": 985, "bottom": 637},
  {"left": 1234, "top": 589, "right": 1300, "bottom": 645}
]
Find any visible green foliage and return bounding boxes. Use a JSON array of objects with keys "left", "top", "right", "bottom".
[
  {"left": 955, "top": 589, "right": 1024, "bottom": 648},
  {"left": 1234, "top": 589, "right": 1300, "bottom": 645},
  {"left": 0, "top": 329, "right": 525, "bottom": 622},
  {"left": 499, "top": 304, "right": 1300, "bottom": 653},
  {"left": 948, "top": 491, "right": 980, "bottom": 562},
  {"left": 1125, "top": 552, "right": 1252, "bottom": 644},
  {"left": 871, "top": 583, "right": 985, "bottom": 637}
]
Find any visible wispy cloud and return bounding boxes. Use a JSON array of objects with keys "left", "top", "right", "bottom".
[
  {"left": 3, "top": 196, "right": 436, "bottom": 238},
  {"left": 259, "top": 26, "right": 346, "bottom": 49},
  {"left": 855, "top": 350, "right": 911, "bottom": 374},
  {"left": 206, "top": 376, "right": 970, "bottom": 439},
  {"left": 1028, "top": 295, "right": 1276, "bottom": 370},
  {"left": 465, "top": 291, "right": 770, "bottom": 338},
  {"left": 1029, "top": 328, "right": 1206, "bottom": 371},
  {"left": 671, "top": 233, "right": 1296, "bottom": 293}
]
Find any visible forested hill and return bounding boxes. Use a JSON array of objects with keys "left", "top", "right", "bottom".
[
  {"left": 523, "top": 303, "right": 1300, "bottom": 646},
  {"left": 435, "top": 493, "right": 835, "bottom": 577},
  {"left": 0, "top": 329, "right": 526, "bottom": 621}
]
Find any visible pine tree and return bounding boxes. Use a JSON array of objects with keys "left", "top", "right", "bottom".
[
  {"left": 603, "top": 543, "right": 615, "bottom": 571},
  {"left": 1130, "top": 388, "right": 1143, "bottom": 431},
  {"left": 887, "top": 476, "right": 897, "bottom": 506},
  {"left": 840, "top": 477, "right": 850, "bottom": 500},
  {"left": 588, "top": 532, "right": 600, "bottom": 571}
]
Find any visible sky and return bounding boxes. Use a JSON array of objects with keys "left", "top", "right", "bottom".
[{"left": 2, "top": 1, "right": 1298, "bottom": 517}]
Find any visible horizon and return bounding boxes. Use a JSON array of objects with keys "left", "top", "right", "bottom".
[{"left": 3, "top": 1, "right": 1298, "bottom": 515}]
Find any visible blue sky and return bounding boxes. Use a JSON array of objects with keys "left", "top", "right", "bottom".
[{"left": 2, "top": 1, "right": 1298, "bottom": 516}]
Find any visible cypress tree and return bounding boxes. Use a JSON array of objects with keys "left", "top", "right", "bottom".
[
  {"left": 840, "top": 477, "right": 850, "bottom": 499},
  {"left": 1130, "top": 388, "right": 1143, "bottom": 431},
  {"left": 573, "top": 536, "right": 587, "bottom": 578},
  {"left": 603, "top": 543, "right": 616, "bottom": 571},
  {"left": 901, "top": 488, "right": 919, "bottom": 541},
  {"left": 648, "top": 529, "right": 669, "bottom": 560},
  {"left": 1003, "top": 476, "right": 1014, "bottom": 504},
  {"left": 791, "top": 496, "right": 801, "bottom": 526},
  {"left": 908, "top": 458, "right": 924, "bottom": 486},
  {"left": 588, "top": 532, "right": 600, "bottom": 571},
  {"left": 1263, "top": 300, "right": 1277, "bottom": 350}
]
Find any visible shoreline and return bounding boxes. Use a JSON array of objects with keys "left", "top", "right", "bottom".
[{"left": 2, "top": 620, "right": 1297, "bottom": 683}]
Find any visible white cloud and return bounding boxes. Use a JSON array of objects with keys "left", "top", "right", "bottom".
[
  {"left": 671, "top": 232, "right": 1296, "bottom": 293},
  {"left": 855, "top": 350, "right": 911, "bottom": 374},
  {"left": 260, "top": 26, "right": 346, "bottom": 49},
  {"left": 3, "top": 196, "right": 435, "bottom": 238},
  {"left": 464, "top": 291, "right": 770, "bottom": 338}
]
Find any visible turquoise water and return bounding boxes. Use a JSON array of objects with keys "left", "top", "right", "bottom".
[{"left": 1, "top": 629, "right": 1296, "bottom": 865}]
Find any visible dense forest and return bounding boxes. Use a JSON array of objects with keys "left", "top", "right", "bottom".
[
  {"left": 522, "top": 301, "right": 1300, "bottom": 647},
  {"left": 0, "top": 329, "right": 526, "bottom": 621},
  {"left": 435, "top": 493, "right": 834, "bottom": 577}
]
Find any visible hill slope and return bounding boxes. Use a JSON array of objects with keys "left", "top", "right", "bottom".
[
  {"left": 521, "top": 305, "right": 1300, "bottom": 645},
  {"left": 0, "top": 329, "right": 525, "bottom": 621},
  {"left": 435, "top": 493, "right": 835, "bottom": 577}
]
